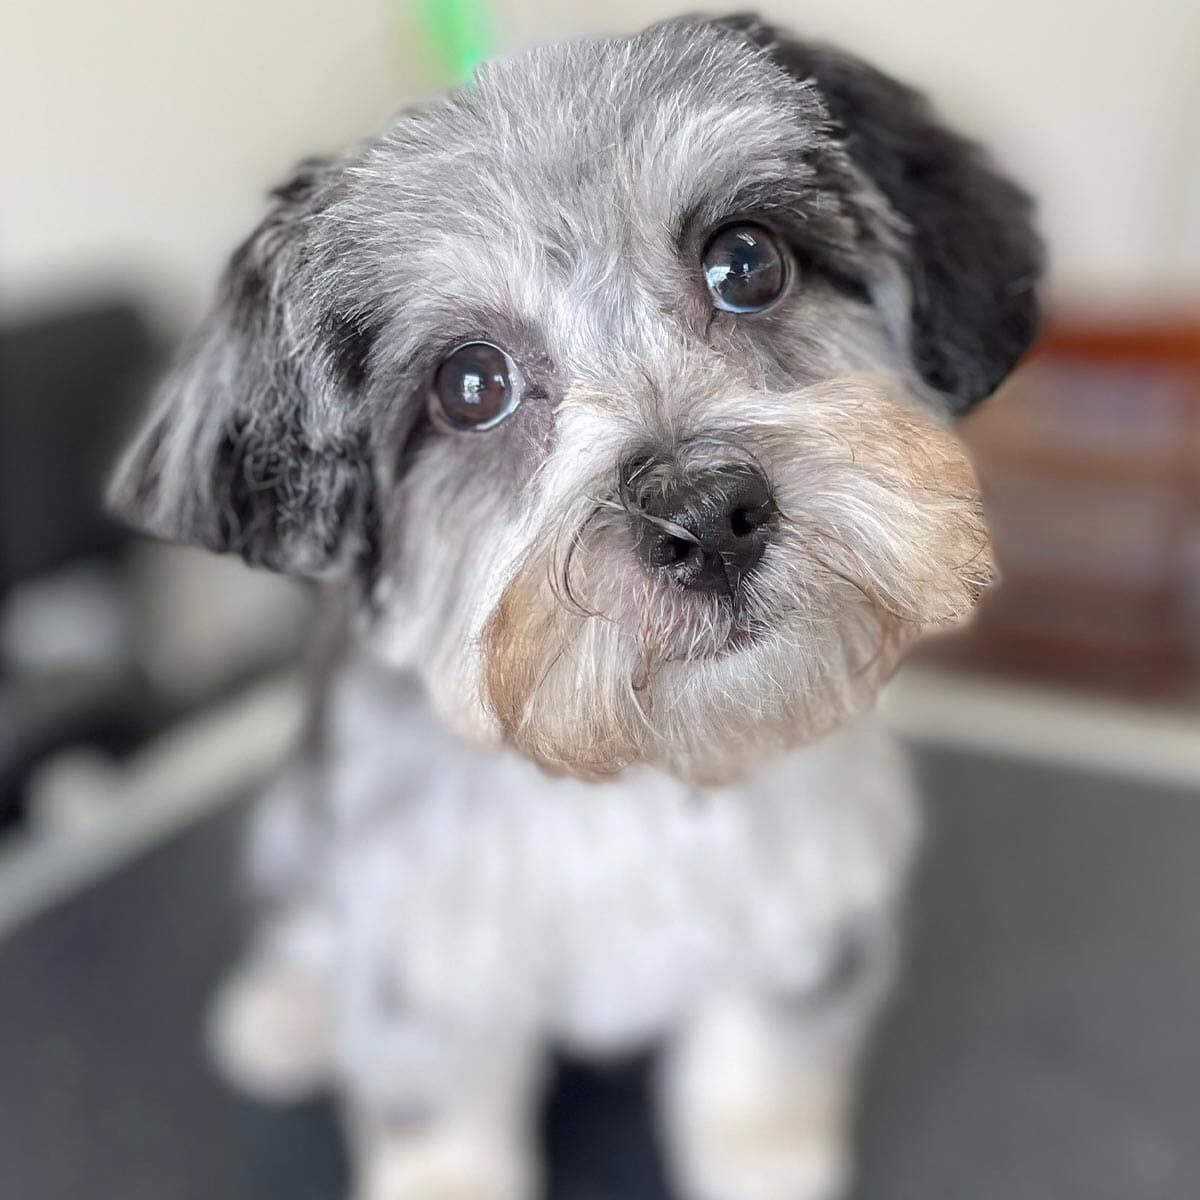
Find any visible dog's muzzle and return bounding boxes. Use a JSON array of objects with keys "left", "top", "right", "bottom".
[{"left": 630, "top": 461, "right": 776, "bottom": 596}]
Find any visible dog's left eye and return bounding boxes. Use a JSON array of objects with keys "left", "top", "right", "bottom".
[
  {"left": 702, "top": 224, "right": 788, "bottom": 313},
  {"left": 431, "top": 341, "right": 524, "bottom": 430}
]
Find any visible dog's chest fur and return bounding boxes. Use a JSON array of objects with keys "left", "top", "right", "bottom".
[{"left": 252, "top": 658, "right": 918, "bottom": 1054}]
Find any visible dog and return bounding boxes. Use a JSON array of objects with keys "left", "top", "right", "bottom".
[{"left": 109, "top": 14, "right": 1041, "bottom": 1200}]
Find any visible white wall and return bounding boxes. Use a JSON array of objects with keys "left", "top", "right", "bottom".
[
  {"left": 4, "top": 0, "right": 1198, "bottom": 326},
  {"left": 1, "top": 0, "right": 408, "bottom": 324}
]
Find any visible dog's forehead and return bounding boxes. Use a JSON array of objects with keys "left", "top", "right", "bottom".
[
  {"left": 336, "top": 23, "right": 831, "bottom": 362},
  {"left": 384, "top": 24, "right": 811, "bottom": 224}
]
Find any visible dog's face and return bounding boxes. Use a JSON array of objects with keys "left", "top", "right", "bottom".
[{"left": 110, "top": 18, "right": 1041, "bottom": 782}]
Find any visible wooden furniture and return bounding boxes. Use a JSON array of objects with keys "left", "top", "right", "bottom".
[{"left": 922, "top": 315, "right": 1200, "bottom": 701}]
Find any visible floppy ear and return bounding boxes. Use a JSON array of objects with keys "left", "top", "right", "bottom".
[
  {"left": 107, "top": 159, "right": 377, "bottom": 578},
  {"left": 719, "top": 15, "right": 1044, "bottom": 412}
]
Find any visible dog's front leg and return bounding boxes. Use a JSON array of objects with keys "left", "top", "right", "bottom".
[
  {"left": 342, "top": 1019, "right": 546, "bottom": 1200},
  {"left": 660, "top": 928, "right": 896, "bottom": 1200}
]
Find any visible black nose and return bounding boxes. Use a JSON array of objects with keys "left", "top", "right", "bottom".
[{"left": 632, "top": 465, "right": 776, "bottom": 595}]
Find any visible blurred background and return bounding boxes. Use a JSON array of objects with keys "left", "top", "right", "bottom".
[{"left": 2, "top": 2, "right": 1198, "bottom": 1199}]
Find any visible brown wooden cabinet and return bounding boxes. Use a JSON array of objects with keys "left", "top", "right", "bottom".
[{"left": 923, "top": 316, "right": 1200, "bottom": 700}]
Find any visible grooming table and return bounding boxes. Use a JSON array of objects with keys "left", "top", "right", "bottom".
[{"left": 2, "top": 747, "right": 1199, "bottom": 1199}]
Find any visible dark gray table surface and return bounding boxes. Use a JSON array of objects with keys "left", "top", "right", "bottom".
[{"left": 2, "top": 747, "right": 1199, "bottom": 1200}]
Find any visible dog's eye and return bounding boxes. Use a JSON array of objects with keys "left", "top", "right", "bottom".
[
  {"left": 431, "top": 341, "right": 523, "bottom": 430},
  {"left": 702, "top": 224, "right": 788, "bottom": 313}
]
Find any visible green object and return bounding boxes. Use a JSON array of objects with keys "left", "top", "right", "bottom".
[{"left": 417, "top": 0, "right": 493, "bottom": 82}]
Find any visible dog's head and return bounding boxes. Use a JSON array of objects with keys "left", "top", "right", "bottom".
[{"left": 110, "top": 17, "right": 1041, "bottom": 782}]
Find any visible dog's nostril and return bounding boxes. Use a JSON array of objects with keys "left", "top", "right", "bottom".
[
  {"left": 645, "top": 531, "right": 705, "bottom": 572},
  {"left": 729, "top": 503, "right": 771, "bottom": 539},
  {"left": 661, "top": 535, "right": 693, "bottom": 566}
]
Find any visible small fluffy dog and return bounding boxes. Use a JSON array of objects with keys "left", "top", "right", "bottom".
[{"left": 110, "top": 14, "right": 1041, "bottom": 1200}]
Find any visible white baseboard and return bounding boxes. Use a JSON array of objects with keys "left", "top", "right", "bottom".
[
  {"left": 883, "top": 665, "right": 1200, "bottom": 791},
  {"left": 0, "top": 674, "right": 303, "bottom": 943}
]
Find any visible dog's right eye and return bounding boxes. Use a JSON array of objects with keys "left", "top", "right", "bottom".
[{"left": 430, "top": 341, "right": 524, "bottom": 431}]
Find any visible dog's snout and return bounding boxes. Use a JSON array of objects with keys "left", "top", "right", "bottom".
[{"left": 632, "top": 465, "right": 775, "bottom": 595}]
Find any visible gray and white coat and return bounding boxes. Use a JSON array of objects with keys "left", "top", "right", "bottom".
[{"left": 110, "top": 15, "right": 1041, "bottom": 1200}]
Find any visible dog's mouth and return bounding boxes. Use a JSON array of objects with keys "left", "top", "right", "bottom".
[{"left": 654, "top": 585, "right": 774, "bottom": 663}]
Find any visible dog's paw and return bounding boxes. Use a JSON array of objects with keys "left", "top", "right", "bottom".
[
  {"left": 206, "top": 962, "right": 332, "bottom": 1102},
  {"left": 665, "top": 996, "right": 854, "bottom": 1200},
  {"left": 354, "top": 1123, "right": 536, "bottom": 1200},
  {"left": 674, "top": 1101, "right": 850, "bottom": 1200}
]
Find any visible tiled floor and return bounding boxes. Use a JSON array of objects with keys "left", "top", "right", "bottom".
[{"left": 2, "top": 746, "right": 1199, "bottom": 1200}]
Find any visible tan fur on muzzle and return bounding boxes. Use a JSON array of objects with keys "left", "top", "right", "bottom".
[{"left": 483, "top": 377, "right": 992, "bottom": 782}]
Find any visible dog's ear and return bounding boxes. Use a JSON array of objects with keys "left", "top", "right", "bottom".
[
  {"left": 108, "top": 159, "right": 377, "bottom": 578},
  {"left": 718, "top": 15, "right": 1044, "bottom": 412}
]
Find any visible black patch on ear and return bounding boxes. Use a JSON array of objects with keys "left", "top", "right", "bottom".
[
  {"left": 716, "top": 14, "right": 1044, "bottom": 410},
  {"left": 107, "top": 154, "right": 378, "bottom": 581},
  {"left": 212, "top": 412, "right": 276, "bottom": 563},
  {"left": 211, "top": 408, "right": 373, "bottom": 574}
]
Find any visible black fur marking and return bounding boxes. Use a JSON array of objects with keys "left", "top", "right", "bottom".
[
  {"left": 322, "top": 308, "right": 380, "bottom": 392},
  {"left": 212, "top": 408, "right": 372, "bottom": 574},
  {"left": 106, "top": 147, "right": 380, "bottom": 580},
  {"left": 212, "top": 412, "right": 264, "bottom": 558},
  {"left": 790, "top": 240, "right": 873, "bottom": 306},
  {"left": 717, "top": 14, "right": 1044, "bottom": 410}
]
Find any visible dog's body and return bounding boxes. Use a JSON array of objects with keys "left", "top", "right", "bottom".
[
  {"left": 219, "top": 646, "right": 916, "bottom": 1199},
  {"left": 110, "top": 15, "right": 1041, "bottom": 1199},
  {"left": 246, "top": 651, "right": 915, "bottom": 1057}
]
